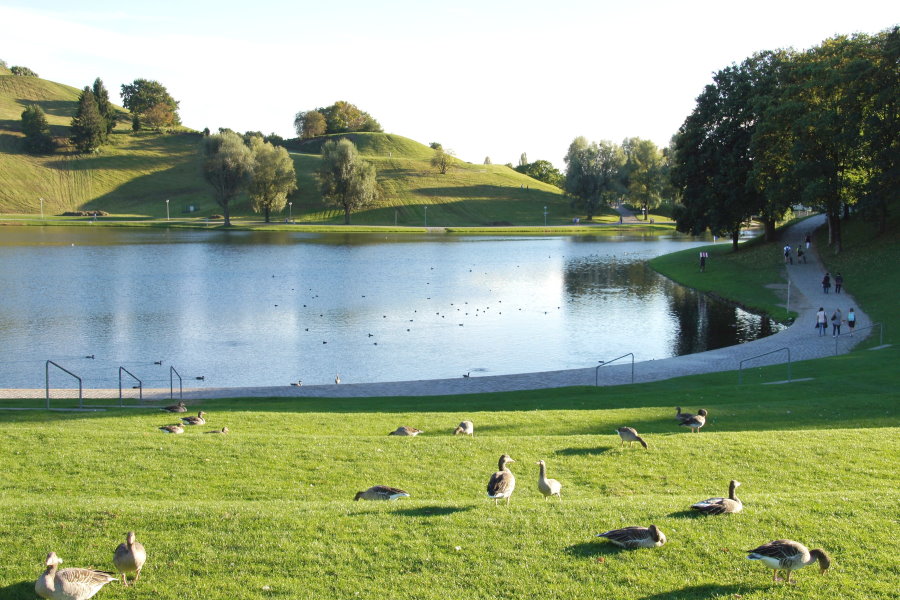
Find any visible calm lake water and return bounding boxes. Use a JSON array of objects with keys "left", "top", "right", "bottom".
[{"left": 0, "top": 227, "right": 781, "bottom": 388}]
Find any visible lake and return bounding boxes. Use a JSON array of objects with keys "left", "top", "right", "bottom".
[{"left": 0, "top": 227, "right": 781, "bottom": 389}]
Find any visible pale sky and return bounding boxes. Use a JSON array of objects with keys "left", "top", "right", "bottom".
[{"left": 2, "top": 1, "right": 896, "bottom": 168}]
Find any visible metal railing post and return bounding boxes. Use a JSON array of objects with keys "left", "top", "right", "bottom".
[
  {"left": 45, "top": 360, "right": 83, "bottom": 408},
  {"left": 595, "top": 353, "right": 635, "bottom": 386},
  {"left": 118, "top": 367, "right": 143, "bottom": 406},
  {"left": 170, "top": 366, "right": 182, "bottom": 400},
  {"left": 738, "top": 347, "right": 790, "bottom": 384}
]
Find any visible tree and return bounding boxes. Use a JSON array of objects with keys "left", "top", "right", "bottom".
[
  {"left": 248, "top": 137, "right": 298, "bottom": 222},
  {"left": 317, "top": 139, "right": 378, "bottom": 224},
  {"left": 10, "top": 65, "right": 38, "bottom": 77},
  {"left": 622, "top": 138, "right": 665, "bottom": 220},
  {"left": 120, "top": 79, "right": 180, "bottom": 130},
  {"left": 430, "top": 142, "right": 443, "bottom": 150},
  {"left": 70, "top": 87, "right": 105, "bottom": 153},
  {"left": 518, "top": 152, "right": 528, "bottom": 167},
  {"left": 203, "top": 131, "right": 253, "bottom": 226},
  {"left": 515, "top": 159, "right": 563, "bottom": 188},
  {"left": 21, "top": 105, "right": 54, "bottom": 154},
  {"left": 564, "top": 137, "right": 625, "bottom": 220},
  {"left": 484, "top": 156, "right": 492, "bottom": 165},
  {"left": 431, "top": 147, "right": 455, "bottom": 174},
  {"left": 294, "top": 110, "right": 327, "bottom": 139},
  {"left": 92, "top": 78, "right": 116, "bottom": 135}
]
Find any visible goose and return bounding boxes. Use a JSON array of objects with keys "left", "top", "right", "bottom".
[
  {"left": 354, "top": 485, "right": 410, "bottom": 501},
  {"left": 746, "top": 539, "right": 831, "bottom": 583},
  {"left": 159, "top": 424, "right": 184, "bottom": 434},
  {"left": 112, "top": 531, "right": 146, "bottom": 586},
  {"left": 616, "top": 426, "right": 648, "bottom": 448},
  {"left": 161, "top": 401, "right": 187, "bottom": 413},
  {"left": 679, "top": 409, "right": 707, "bottom": 433},
  {"left": 180, "top": 411, "right": 207, "bottom": 426},
  {"left": 388, "top": 426, "right": 422, "bottom": 436},
  {"left": 453, "top": 421, "right": 474, "bottom": 436},
  {"left": 487, "top": 454, "right": 516, "bottom": 505},
  {"left": 596, "top": 525, "right": 667, "bottom": 549},
  {"left": 691, "top": 480, "right": 743, "bottom": 515},
  {"left": 335, "top": 374, "right": 341, "bottom": 384},
  {"left": 536, "top": 460, "right": 562, "bottom": 499},
  {"left": 675, "top": 406, "right": 696, "bottom": 422},
  {"left": 35, "top": 552, "right": 117, "bottom": 600},
  {"left": 205, "top": 427, "right": 229, "bottom": 434}
]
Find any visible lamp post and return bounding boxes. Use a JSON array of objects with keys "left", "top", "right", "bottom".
[
  {"left": 543, "top": 205, "right": 548, "bottom": 226},
  {"left": 288, "top": 202, "right": 292, "bottom": 223},
  {"left": 165, "top": 199, "right": 170, "bottom": 221},
  {"left": 424, "top": 205, "right": 428, "bottom": 227},
  {"left": 40, "top": 197, "right": 44, "bottom": 220}
]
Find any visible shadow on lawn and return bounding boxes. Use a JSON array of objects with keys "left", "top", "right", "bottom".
[
  {"left": 555, "top": 446, "right": 615, "bottom": 457},
  {"left": 564, "top": 541, "right": 625, "bottom": 558},
  {"left": 392, "top": 505, "right": 476, "bottom": 518},
  {"left": 638, "top": 584, "right": 750, "bottom": 599},
  {"left": 0, "top": 580, "right": 34, "bottom": 599},
  {"left": 667, "top": 509, "right": 705, "bottom": 519}
]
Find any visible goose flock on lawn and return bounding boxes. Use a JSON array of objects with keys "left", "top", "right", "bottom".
[{"left": 157, "top": 407, "right": 229, "bottom": 437}]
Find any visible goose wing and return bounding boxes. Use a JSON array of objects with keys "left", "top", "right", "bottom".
[
  {"left": 597, "top": 526, "right": 652, "bottom": 548},
  {"left": 691, "top": 497, "right": 739, "bottom": 514},
  {"left": 487, "top": 471, "right": 515, "bottom": 498},
  {"left": 367, "top": 485, "right": 410, "bottom": 500},
  {"left": 747, "top": 540, "right": 807, "bottom": 567},
  {"left": 56, "top": 567, "right": 116, "bottom": 597}
]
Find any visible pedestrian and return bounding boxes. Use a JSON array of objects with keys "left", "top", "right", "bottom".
[
  {"left": 797, "top": 245, "right": 806, "bottom": 264},
  {"left": 783, "top": 244, "right": 792, "bottom": 264},
  {"left": 834, "top": 272, "right": 843, "bottom": 293},
  {"left": 822, "top": 273, "right": 831, "bottom": 293},
  {"left": 816, "top": 307, "right": 827, "bottom": 336},
  {"left": 699, "top": 251, "right": 708, "bottom": 272},
  {"left": 831, "top": 308, "right": 843, "bottom": 337},
  {"left": 847, "top": 308, "right": 856, "bottom": 336},
  {"left": 805, "top": 233, "right": 811, "bottom": 249}
]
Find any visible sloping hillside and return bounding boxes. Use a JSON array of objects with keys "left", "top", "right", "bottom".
[{"left": 0, "top": 70, "right": 574, "bottom": 225}]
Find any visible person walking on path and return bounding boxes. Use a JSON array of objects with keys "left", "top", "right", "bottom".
[
  {"left": 805, "top": 233, "right": 811, "bottom": 249},
  {"left": 822, "top": 273, "right": 831, "bottom": 293},
  {"left": 783, "top": 244, "right": 793, "bottom": 264},
  {"left": 816, "top": 307, "right": 828, "bottom": 336},
  {"left": 847, "top": 308, "right": 856, "bottom": 336},
  {"left": 831, "top": 308, "right": 843, "bottom": 337},
  {"left": 834, "top": 272, "right": 844, "bottom": 293},
  {"left": 797, "top": 245, "right": 806, "bottom": 264}
]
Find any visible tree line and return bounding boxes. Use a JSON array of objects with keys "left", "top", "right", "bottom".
[
  {"left": 294, "top": 101, "right": 382, "bottom": 139},
  {"left": 670, "top": 27, "right": 898, "bottom": 251}
]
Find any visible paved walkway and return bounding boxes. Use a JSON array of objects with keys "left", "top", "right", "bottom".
[{"left": 1, "top": 216, "right": 878, "bottom": 402}]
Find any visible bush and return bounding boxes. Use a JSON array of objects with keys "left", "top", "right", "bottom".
[{"left": 10, "top": 65, "right": 38, "bottom": 77}]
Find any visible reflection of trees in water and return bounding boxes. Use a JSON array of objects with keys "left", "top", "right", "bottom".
[{"left": 563, "top": 256, "right": 780, "bottom": 355}]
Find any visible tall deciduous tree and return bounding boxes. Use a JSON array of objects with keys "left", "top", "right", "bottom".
[
  {"left": 120, "top": 79, "right": 180, "bottom": 131},
  {"left": 515, "top": 159, "right": 564, "bottom": 188},
  {"left": 294, "top": 110, "right": 327, "bottom": 139},
  {"left": 317, "top": 139, "right": 378, "bottom": 224},
  {"left": 248, "top": 137, "right": 298, "bottom": 222},
  {"left": 564, "top": 137, "right": 625, "bottom": 220},
  {"left": 431, "top": 147, "right": 455, "bottom": 174},
  {"left": 21, "top": 104, "right": 54, "bottom": 154},
  {"left": 70, "top": 87, "right": 105, "bottom": 153},
  {"left": 622, "top": 138, "right": 665, "bottom": 219},
  {"left": 203, "top": 131, "right": 253, "bottom": 227}
]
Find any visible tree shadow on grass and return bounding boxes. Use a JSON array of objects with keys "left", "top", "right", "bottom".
[
  {"left": 0, "top": 580, "right": 35, "bottom": 599},
  {"left": 555, "top": 446, "right": 615, "bottom": 457},
  {"left": 392, "top": 505, "right": 476, "bottom": 518},
  {"left": 638, "top": 584, "right": 750, "bottom": 600}
]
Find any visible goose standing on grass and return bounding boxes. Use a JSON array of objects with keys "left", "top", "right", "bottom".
[
  {"left": 536, "top": 460, "right": 562, "bottom": 499},
  {"left": 616, "top": 426, "right": 648, "bottom": 448},
  {"left": 35, "top": 552, "right": 117, "bottom": 600},
  {"left": 679, "top": 409, "right": 707, "bottom": 433},
  {"left": 746, "top": 539, "right": 831, "bottom": 584},
  {"left": 161, "top": 401, "right": 187, "bottom": 413},
  {"left": 159, "top": 424, "right": 184, "bottom": 434},
  {"left": 180, "top": 411, "right": 207, "bottom": 426},
  {"left": 691, "top": 480, "right": 743, "bottom": 515},
  {"left": 453, "top": 421, "right": 474, "bottom": 436},
  {"left": 113, "top": 531, "right": 146, "bottom": 586},
  {"left": 675, "top": 406, "right": 696, "bottom": 422},
  {"left": 596, "top": 525, "right": 667, "bottom": 549},
  {"left": 354, "top": 485, "right": 410, "bottom": 501},
  {"left": 487, "top": 454, "right": 516, "bottom": 505},
  {"left": 388, "top": 426, "right": 423, "bottom": 436}
]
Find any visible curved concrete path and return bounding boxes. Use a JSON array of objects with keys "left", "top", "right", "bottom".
[{"left": 2, "top": 215, "right": 877, "bottom": 402}]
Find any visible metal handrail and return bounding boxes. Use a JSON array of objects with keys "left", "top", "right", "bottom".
[
  {"left": 834, "top": 322, "right": 884, "bottom": 354},
  {"left": 45, "top": 360, "right": 83, "bottom": 409},
  {"left": 118, "top": 367, "right": 143, "bottom": 404},
  {"left": 595, "top": 353, "right": 635, "bottom": 386},
  {"left": 170, "top": 366, "right": 182, "bottom": 400},
  {"left": 738, "top": 347, "right": 790, "bottom": 384}
]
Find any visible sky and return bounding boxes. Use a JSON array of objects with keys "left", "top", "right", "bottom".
[{"left": 1, "top": 1, "right": 896, "bottom": 168}]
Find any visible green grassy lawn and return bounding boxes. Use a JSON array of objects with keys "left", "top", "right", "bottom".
[{"left": 1, "top": 348, "right": 898, "bottom": 599}]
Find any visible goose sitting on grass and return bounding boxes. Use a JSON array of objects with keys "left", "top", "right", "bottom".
[
  {"left": 536, "top": 460, "right": 562, "bottom": 499},
  {"left": 354, "top": 485, "right": 410, "bottom": 501},
  {"left": 596, "top": 525, "right": 667, "bottom": 549},
  {"left": 180, "top": 411, "right": 207, "bottom": 426},
  {"left": 679, "top": 409, "right": 707, "bottom": 433},
  {"left": 453, "top": 421, "right": 474, "bottom": 436},
  {"left": 159, "top": 424, "right": 184, "bottom": 434},
  {"left": 388, "top": 426, "right": 422, "bottom": 436},
  {"left": 746, "top": 539, "right": 831, "bottom": 584},
  {"left": 487, "top": 454, "right": 516, "bottom": 505},
  {"left": 113, "top": 531, "right": 146, "bottom": 587},
  {"left": 161, "top": 401, "right": 187, "bottom": 413},
  {"left": 691, "top": 480, "right": 743, "bottom": 515},
  {"left": 35, "top": 552, "right": 117, "bottom": 600},
  {"left": 205, "top": 427, "right": 229, "bottom": 434},
  {"left": 616, "top": 426, "right": 648, "bottom": 448}
]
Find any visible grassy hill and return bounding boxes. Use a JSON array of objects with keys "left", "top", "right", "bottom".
[{"left": 0, "top": 71, "right": 583, "bottom": 226}]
